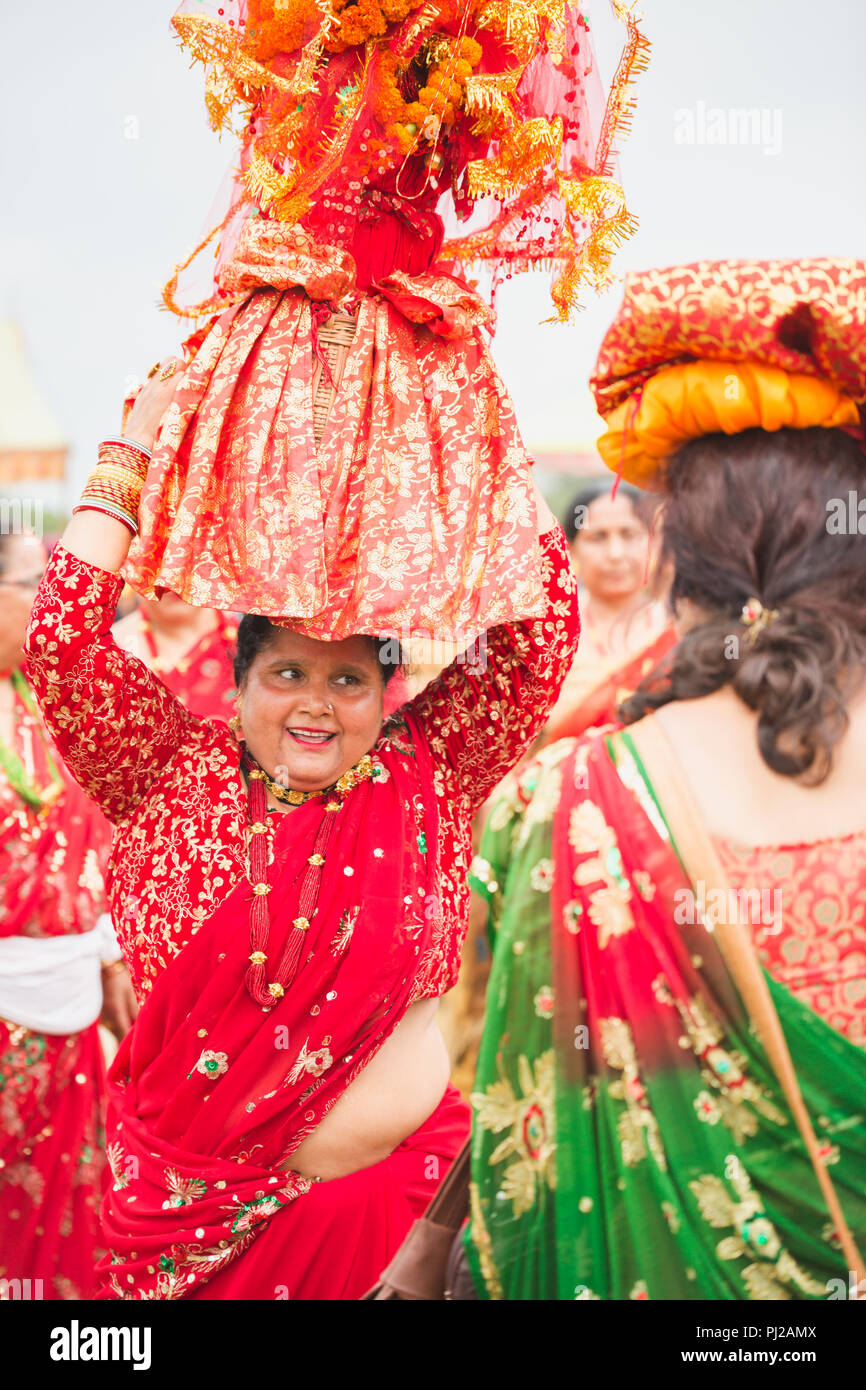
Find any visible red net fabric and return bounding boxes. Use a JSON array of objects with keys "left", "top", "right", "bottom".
[{"left": 166, "top": 0, "right": 649, "bottom": 322}]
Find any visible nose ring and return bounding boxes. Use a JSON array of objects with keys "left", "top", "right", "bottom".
[{"left": 327, "top": 702, "right": 333, "bottom": 712}]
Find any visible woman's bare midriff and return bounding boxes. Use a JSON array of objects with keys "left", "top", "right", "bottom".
[{"left": 284, "top": 997, "right": 451, "bottom": 1182}]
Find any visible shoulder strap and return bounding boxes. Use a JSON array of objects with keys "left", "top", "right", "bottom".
[
  {"left": 425, "top": 1138, "right": 471, "bottom": 1229},
  {"left": 628, "top": 713, "right": 865, "bottom": 1287}
]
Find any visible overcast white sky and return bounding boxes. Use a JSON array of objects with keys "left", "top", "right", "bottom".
[{"left": 1, "top": 0, "right": 864, "bottom": 499}]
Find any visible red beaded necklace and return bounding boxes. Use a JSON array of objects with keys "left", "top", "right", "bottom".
[{"left": 240, "top": 747, "right": 374, "bottom": 1007}]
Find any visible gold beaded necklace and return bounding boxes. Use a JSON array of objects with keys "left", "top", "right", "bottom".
[{"left": 244, "top": 750, "right": 375, "bottom": 806}]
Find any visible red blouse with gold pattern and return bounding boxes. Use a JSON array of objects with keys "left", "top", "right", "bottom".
[
  {"left": 24, "top": 529, "right": 579, "bottom": 1002},
  {"left": 716, "top": 832, "right": 866, "bottom": 1048}
]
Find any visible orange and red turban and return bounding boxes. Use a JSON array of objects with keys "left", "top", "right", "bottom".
[{"left": 591, "top": 258, "right": 866, "bottom": 490}]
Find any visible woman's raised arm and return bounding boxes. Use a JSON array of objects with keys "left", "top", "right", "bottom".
[
  {"left": 24, "top": 359, "right": 203, "bottom": 824},
  {"left": 407, "top": 476, "right": 581, "bottom": 813},
  {"left": 59, "top": 359, "right": 182, "bottom": 572}
]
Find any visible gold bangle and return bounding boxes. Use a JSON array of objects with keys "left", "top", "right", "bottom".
[
  {"left": 100, "top": 958, "right": 127, "bottom": 978},
  {"left": 80, "top": 466, "right": 144, "bottom": 515},
  {"left": 97, "top": 440, "right": 151, "bottom": 483},
  {"left": 89, "top": 465, "right": 146, "bottom": 489}
]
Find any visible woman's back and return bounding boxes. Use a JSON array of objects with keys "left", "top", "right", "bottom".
[
  {"left": 654, "top": 686, "right": 866, "bottom": 847},
  {"left": 652, "top": 688, "right": 866, "bottom": 1048}
]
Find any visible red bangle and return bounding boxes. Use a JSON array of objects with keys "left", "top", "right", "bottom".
[
  {"left": 96, "top": 439, "right": 151, "bottom": 484},
  {"left": 72, "top": 502, "right": 138, "bottom": 536}
]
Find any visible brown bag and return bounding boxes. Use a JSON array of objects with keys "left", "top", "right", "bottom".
[{"left": 361, "top": 1139, "right": 478, "bottom": 1300}]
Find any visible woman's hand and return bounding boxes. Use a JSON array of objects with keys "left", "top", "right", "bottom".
[
  {"left": 124, "top": 356, "right": 185, "bottom": 454},
  {"left": 59, "top": 354, "right": 185, "bottom": 573},
  {"left": 100, "top": 962, "right": 139, "bottom": 1042}
]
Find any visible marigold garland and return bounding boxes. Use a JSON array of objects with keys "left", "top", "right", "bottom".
[
  {"left": 168, "top": 0, "right": 650, "bottom": 321},
  {"left": 376, "top": 35, "right": 483, "bottom": 156}
]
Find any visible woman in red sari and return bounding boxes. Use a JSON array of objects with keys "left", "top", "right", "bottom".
[
  {"left": 113, "top": 594, "right": 239, "bottom": 725},
  {"left": 24, "top": 364, "right": 579, "bottom": 1300},
  {"left": 0, "top": 532, "right": 136, "bottom": 1300}
]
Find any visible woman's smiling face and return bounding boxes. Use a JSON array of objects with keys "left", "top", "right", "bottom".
[{"left": 237, "top": 627, "right": 386, "bottom": 792}]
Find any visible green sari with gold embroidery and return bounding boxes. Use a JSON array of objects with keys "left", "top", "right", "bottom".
[{"left": 464, "top": 728, "right": 866, "bottom": 1300}]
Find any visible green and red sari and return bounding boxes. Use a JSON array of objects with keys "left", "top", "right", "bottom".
[{"left": 466, "top": 727, "right": 866, "bottom": 1300}]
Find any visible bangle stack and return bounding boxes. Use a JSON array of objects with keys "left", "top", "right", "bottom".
[
  {"left": 100, "top": 958, "right": 127, "bottom": 978},
  {"left": 72, "top": 437, "right": 152, "bottom": 536}
]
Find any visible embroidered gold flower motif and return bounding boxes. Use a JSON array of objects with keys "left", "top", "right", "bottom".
[
  {"left": 651, "top": 974, "right": 674, "bottom": 1007},
  {"left": 471, "top": 1051, "right": 556, "bottom": 1218},
  {"left": 587, "top": 884, "right": 634, "bottom": 947},
  {"left": 689, "top": 1166, "right": 827, "bottom": 1298},
  {"left": 562, "top": 899, "right": 582, "bottom": 934},
  {"left": 195, "top": 1049, "right": 229, "bottom": 1078},
  {"left": 600, "top": 1017, "right": 667, "bottom": 1170},
  {"left": 661, "top": 1200, "right": 681, "bottom": 1233},
  {"left": 288, "top": 1038, "right": 334, "bottom": 1085},
  {"left": 161, "top": 1168, "right": 207, "bottom": 1210},
  {"left": 694, "top": 1090, "right": 722, "bottom": 1125},
  {"left": 568, "top": 801, "right": 616, "bottom": 856},
  {"left": 106, "top": 1142, "right": 130, "bottom": 1192}
]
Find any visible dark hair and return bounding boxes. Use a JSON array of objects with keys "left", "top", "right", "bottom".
[
  {"left": 620, "top": 426, "right": 866, "bottom": 783},
  {"left": 562, "top": 479, "right": 656, "bottom": 543},
  {"left": 232, "top": 615, "right": 405, "bottom": 689}
]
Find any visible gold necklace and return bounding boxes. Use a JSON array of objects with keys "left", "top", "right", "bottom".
[{"left": 243, "top": 750, "right": 375, "bottom": 806}]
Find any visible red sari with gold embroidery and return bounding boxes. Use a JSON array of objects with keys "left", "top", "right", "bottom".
[
  {"left": 0, "top": 675, "right": 113, "bottom": 1299},
  {"left": 25, "top": 525, "right": 579, "bottom": 1299}
]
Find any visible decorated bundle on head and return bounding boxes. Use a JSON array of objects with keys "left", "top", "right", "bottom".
[{"left": 126, "top": 0, "right": 648, "bottom": 639}]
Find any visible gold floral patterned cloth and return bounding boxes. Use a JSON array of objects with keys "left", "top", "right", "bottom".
[
  {"left": 590, "top": 258, "right": 866, "bottom": 488},
  {"left": 716, "top": 832, "right": 866, "bottom": 1049},
  {"left": 126, "top": 219, "right": 544, "bottom": 639}
]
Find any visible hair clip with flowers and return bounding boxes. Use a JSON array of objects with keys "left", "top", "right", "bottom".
[{"left": 740, "top": 596, "right": 780, "bottom": 645}]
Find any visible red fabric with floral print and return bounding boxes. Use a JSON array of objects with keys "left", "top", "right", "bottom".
[
  {"left": 115, "top": 611, "right": 239, "bottom": 725},
  {"left": 91, "top": 701, "right": 447, "bottom": 1298},
  {"left": 715, "top": 832, "right": 866, "bottom": 1049},
  {"left": 0, "top": 1020, "right": 108, "bottom": 1299},
  {"left": 0, "top": 677, "right": 113, "bottom": 1297},
  {"left": 185, "top": 1082, "right": 470, "bottom": 1301}
]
